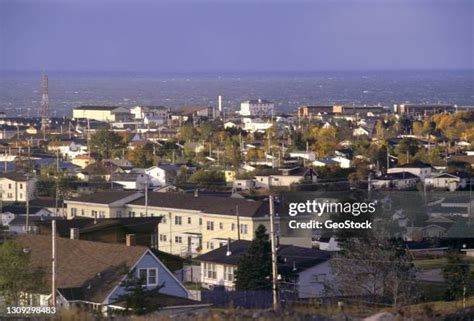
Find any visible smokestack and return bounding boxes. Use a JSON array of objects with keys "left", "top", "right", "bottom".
[
  {"left": 218, "top": 95, "right": 222, "bottom": 112},
  {"left": 70, "top": 228, "right": 79, "bottom": 240},
  {"left": 126, "top": 234, "right": 136, "bottom": 247}
]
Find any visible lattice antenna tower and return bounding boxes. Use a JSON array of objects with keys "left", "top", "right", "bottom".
[{"left": 41, "top": 73, "right": 49, "bottom": 130}]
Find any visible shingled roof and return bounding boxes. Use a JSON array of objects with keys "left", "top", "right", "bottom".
[
  {"left": 16, "top": 234, "right": 147, "bottom": 303},
  {"left": 129, "top": 193, "right": 269, "bottom": 217},
  {"left": 67, "top": 191, "right": 142, "bottom": 204}
]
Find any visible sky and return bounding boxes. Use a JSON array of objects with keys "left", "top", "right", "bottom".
[{"left": 0, "top": 0, "right": 473, "bottom": 72}]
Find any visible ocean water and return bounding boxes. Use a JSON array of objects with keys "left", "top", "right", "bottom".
[{"left": 0, "top": 70, "right": 473, "bottom": 117}]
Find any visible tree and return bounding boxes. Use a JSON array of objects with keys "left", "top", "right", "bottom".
[
  {"left": 327, "top": 237, "right": 417, "bottom": 306},
  {"left": 311, "top": 127, "right": 338, "bottom": 158},
  {"left": 442, "top": 250, "right": 470, "bottom": 301},
  {"left": 178, "top": 124, "right": 199, "bottom": 141},
  {"left": 127, "top": 143, "right": 156, "bottom": 168},
  {"left": 0, "top": 241, "right": 45, "bottom": 305},
  {"left": 235, "top": 225, "right": 272, "bottom": 291},
  {"left": 188, "top": 170, "right": 225, "bottom": 187},
  {"left": 115, "top": 268, "right": 165, "bottom": 315},
  {"left": 90, "top": 129, "right": 125, "bottom": 160}
]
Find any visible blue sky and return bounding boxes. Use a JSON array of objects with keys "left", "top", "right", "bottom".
[{"left": 0, "top": 0, "right": 472, "bottom": 72}]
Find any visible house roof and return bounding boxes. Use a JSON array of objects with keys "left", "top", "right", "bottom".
[
  {"left": 74, "top": 106, "right": 120, "bottom": 111},
  {"left": 374, "top": 172, "right": 419, "bottom": 180},
  {"left": 67, "top": 191, "right": 141, "bottom": 205},
  {"left": 129, "top": 193, "right": 269, "bottom": 218},
  {"left": 0, "top": 172, "right": 33, "bottom": 181},
  {"left": 242, "top": 99, "right": 273, "bottom": 104},
  {"left": 16, "top": 234, "right": 148, "bottom": 303},
  {"left": 2, "top": 205, "right": 46, "bottom": 215},
  {"left": 396, "top": 162, "right": 431, "bottom": 169},
  {"left": 195, "top": 240, "right": 331, "bottom": 272}
]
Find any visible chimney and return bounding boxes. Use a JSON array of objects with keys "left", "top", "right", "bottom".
[
  {"left": 226, "top": 238, "right": 232, "bottom": 256},
  {"left": 194, "top": 189, "right": 199, "bottom": 197},
  {"left": 126, "top": 234, "right": 136, "bottom": 247},
  {"left": 70, "top": 228, "right": 80, "bottom": 240}
]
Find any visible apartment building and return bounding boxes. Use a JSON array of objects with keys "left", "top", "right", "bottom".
[
  {"left": 0, "top": 172, "right": 37, "bottom": 202},
  {"left": 64, "top": 191, "right": 273, "bottom": 257}
]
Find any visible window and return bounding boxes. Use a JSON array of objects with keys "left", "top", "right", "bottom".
[
  {"left": 160, "top": 234, "right": 167, "bottom": 242},
  {"left": 19, "top": 184, "right": 23, "bottom": 189},
  {"left": 219, "top": 222, "right": 224, "bottom": 230},
  {"left": 138, "top": 269, "right": 147, "bottom": 281},
  {"left": 240, "top": 224, "right": 248, "bottom": 235},
  {"left": 231, "top": 223, "right": 235, "bottom": 231},
  {"left": 204, "top": 263, "right": 217, "bottom": 279},
  {"left": 224, "top": 266, "right": 235, "bottom": 282},
  {"left": 175, "top": 216, "right": 182, "bottom": 225},
  {"left": 19, "top": 193, "right": 23, "bottom": 199},
  {"left": 175, "top": 236, "right": 182, "bottom": 243},
  {"left": 199, "top": 218, "right": 202, "bottom": 225},
  {"left": 206, "top": 242, "right": 214, "bottom": 250},
  {"left": 71, "top": 208, "right": 77, "bottom": 217},
  {"left": 8, "top": 184, "right": 11, "bottom": 189},
  {"left": 92, "top": 210, "right": 97, "bottom": 218},
  {"left": 207, "top": 221, "right": 214, "bottom": 231},
  {"left": 162, "top": 217, "right": 167, "bottom": 224},
  {"left": 148, "top": 269, "right": 157, "bottom": 285},
  {"left": 7, "top": 193, "right": 13, "bottom": 198},
  {"left": 81, "top": 209, "right": 85, "bottom": 216},
  {"left": 137, "top": 268, "right": 158, "bottom": 286},
  {"left": 188, "top": 217, "right": 192, "bottom": 224},
  {"left": 128, "top": 211, "right": 132, "bottom": 217},
  {"left": 311, "top": 273, "right": 327, "bottom": 283}
]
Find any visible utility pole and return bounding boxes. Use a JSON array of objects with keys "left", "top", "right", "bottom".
[
  {"left": 269, "top": 195, "right": 279, "bottom": 311},
  {"left": 236, "top": 205, "right": 240, "bottom": 240},
  {"left": 51, "top": 219, "right": 57, "bottom": 306},
  {"left": 145, "top": 174, "right": 149, "bottom": 217},
  {"left": 25, "top": 173, "right": 30, "bottom": 234}
]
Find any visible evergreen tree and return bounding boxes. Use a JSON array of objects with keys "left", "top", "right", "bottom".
[
  {"left": 234, "top": 225, "right": 272, "bottom": 291},
  {"left": 115, "top": 268, "right": 165, "bottom": 315}
]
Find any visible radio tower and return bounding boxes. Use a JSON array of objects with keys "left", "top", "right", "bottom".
[{"left": 41, "top": 73, "right": 49, "bottom": 132}]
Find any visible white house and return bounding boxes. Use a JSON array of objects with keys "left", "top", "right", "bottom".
[
  {"left": 242, "top": 118, "right": 273, "bottom": 133},
  {"left": 195, "top": 240, "right": 333, "bottom": 298},
  {"left": 388, "top": 162, "right": 432, "bottom": 181},
  {"left": 425, "top": 172, "right": 469, "bottom": 191},
  {"left": 289, "top": 151, "right": 316, "bottom": 162},
  {"left": 145, "top": 165, "right": 180, "bottom": 187},
  {"left": 0, "top": 173, "right": 37, "bottom": 202},
  {"left": 353, "top": 126, "right": 372, "bottom": 137},
  {"left": 254, "top": 167, "right": 317, "bottom": 188},
  {"left": 232, "top": 179, "right": 255, "bottom": 191},
  {"left": 130, "top": 105, "right": 169, "bottom": 125},
  {"left": 371, "top": 172, "right": 419, "bottom": 190},
  {"left": 239, "top": 99, "right": 274, "bottom": 117}
]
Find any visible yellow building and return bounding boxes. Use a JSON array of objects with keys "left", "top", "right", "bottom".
[
  {"left": 73, "top": 106, "right": 131, "bottom": 122},
  {"left": 65, "top": 191, "right": 273, "bottom": 257}
]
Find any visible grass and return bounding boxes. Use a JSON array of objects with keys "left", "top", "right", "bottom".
[{"left": 415, "top": 256, "right": 474, "bottom": 271}]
